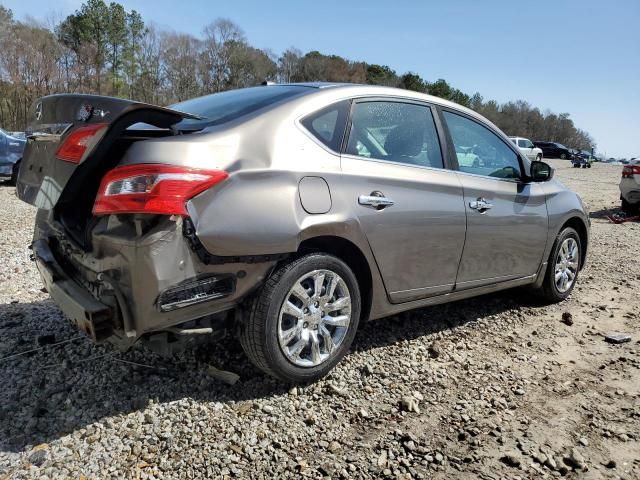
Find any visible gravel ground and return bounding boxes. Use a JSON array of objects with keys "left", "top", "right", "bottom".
[{"left": 0, "top": 159, "right": 638, "bottom": 479}]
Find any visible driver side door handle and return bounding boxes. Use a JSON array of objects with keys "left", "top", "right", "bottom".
[
  {"left": 469, "top": 197, "right": 493, "bottom": 213},
  {"left": 359, "top": 192, "right": 395, "bottom": 209}
]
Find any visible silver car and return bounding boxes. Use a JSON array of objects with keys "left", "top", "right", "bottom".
[
  {"left": 17, "top": 84, "right": 589, "bottom": 382},
  {"left": 620, "top": 160, "right": 640, "bottom": 212}
]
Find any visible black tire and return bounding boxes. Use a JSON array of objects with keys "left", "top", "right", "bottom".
[
  {"left": 621, "top": 197, "right": 637, "bottom": 214},
  {"left": 536, "top": 154, "right": 542, "bottom": 162},
  {"left": 587, "top": 163, "right": 591, "bottom": 168},
  {"left": 538, "top": 227, "right": 581, "bottom": 303},
  {"left": 560, "top": 153, "right": 567, "bottom": 160},
  {"left": 9, "top": 160, "right": 20, "bottom": 186},
  {"left": 239, "top": 253, "right": 361, "bottom": 383}
]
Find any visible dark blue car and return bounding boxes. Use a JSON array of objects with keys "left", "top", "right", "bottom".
[{"left": 0, "top": 128, "right": 26, "bottom": 184}]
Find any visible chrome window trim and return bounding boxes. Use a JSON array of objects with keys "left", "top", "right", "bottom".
[{"left": 340, "top": 153, "right": 452, "bottom": 174}]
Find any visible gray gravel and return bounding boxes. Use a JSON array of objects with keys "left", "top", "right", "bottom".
[{"left": 1, "top": 160, "right": 639, "bottom": 479}]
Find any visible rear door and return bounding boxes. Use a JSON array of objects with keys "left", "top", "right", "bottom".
[
  {"left": 340, "top": 98, "right": 466, "bottom": 303},
  {"left": 441, "top": 109, "right": 548, "bottom": 289}
]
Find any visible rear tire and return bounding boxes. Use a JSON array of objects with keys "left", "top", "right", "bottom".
[
  {"left": 621, "top": 197, "right": 637, "bottom": 214},
  {"left": 9, "top": 160, "right": 20, "bottom": 186},
  {"left": 239, "top": 253, "right": 361, "bottom": 383},
  {"left": 537, "top": 227, "right": 581, "bottom": 303}
]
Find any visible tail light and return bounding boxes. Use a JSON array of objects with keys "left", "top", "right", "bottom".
[
  {"left": 56, "top": 123, "right": 108, "bottom": 163},
  {"left": 622, "top": 165, "right": 640, "bottom": 178},
  {"left": 93, "top": 164, "right": 228, "bottom": 216}
]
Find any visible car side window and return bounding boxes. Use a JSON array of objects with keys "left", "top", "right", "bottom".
[
  {"left": 443, "top": 111, "right": 522, "bottom": 180},
  {"left": 345, "top": 101, "right": 444, "bottom": 169},
  {"left": 300, "top": 100, "right": 350, "bottom": 152},
  {"left": 518, "top": 139, "right": 527, "bottom": 148}
]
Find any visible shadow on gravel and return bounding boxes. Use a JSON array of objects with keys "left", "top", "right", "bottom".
[{"left": 0, "top": 289, "right": 533, "bottom": 452}]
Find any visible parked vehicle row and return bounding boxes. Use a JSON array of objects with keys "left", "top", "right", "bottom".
[
  {"left": 0, "top": 127, "right": 25, "bottom": 184},
  {"left": 16, "top": 84, "right": 590, "bottom": 382}
]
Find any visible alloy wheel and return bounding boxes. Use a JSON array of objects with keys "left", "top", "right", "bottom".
[
  {"left": 277, "top": 269, "right": 352, "bottom": 367},
  {"left": 554, "top": 237, "right": 579, "bottom": 293}
]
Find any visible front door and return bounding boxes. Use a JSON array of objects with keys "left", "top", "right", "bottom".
[
  {"left": 340, "top": 99, "right": 467, "bottom": 303},
  {"left": 441, "top": 110, "right": 548, "bottom": 289}
]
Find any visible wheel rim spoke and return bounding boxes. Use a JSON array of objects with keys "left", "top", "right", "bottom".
[
  {"left": 289, "top": 337, "right": 307, "bottom": 360},
  {"left": 278, "top": 269, "right": 352, "bottom": 368},
  {"left": 325, "top": 296, "right": 350, "bottom": 313},
  {"left": 325, "top": 274, "right": 338, "bottom": 300},
  {"left": 291, "top": 283, "right": 312, "bottom": 305},
  {"left": 322, "top": 315, "right": 350, "bottom": 328},
  {"left": 282, "top": 301, "right": 303, "bottom": 319},
  {"left": 280, "top": 323, "right": 302, "bottom": 345},
  {"left": 310, "top": 332, "right": 321, "bottom": 365},
  {"left": 313, "top": 272, "right": 325, "bottom": 299},
  {"left": 320, "top": 325, "right": 335, "bottom": 354}
]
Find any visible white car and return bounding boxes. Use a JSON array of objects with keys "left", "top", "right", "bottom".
[
  {"left": 620, "top": 159, "right": 640, "bottom": 212},
  {"left": 510, "top": 137, "right": 543, "bottom": 162}
]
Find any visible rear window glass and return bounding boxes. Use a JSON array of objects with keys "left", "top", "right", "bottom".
[
  {"left": 171, "top": 86, "right": 309, "bottom": 129},
  {"left": 300, "top": 101, "right": 350, "bottom": 151}
]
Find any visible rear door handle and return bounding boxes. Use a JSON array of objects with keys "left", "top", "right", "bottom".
[
  {"left": 469, "top": 197, "right": 493, "bottom": 213},
  {"left": 359, "top": 192, "right": 395, "bottom": 209}
]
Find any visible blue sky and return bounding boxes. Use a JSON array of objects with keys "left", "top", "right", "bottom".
[{"left": 6, "top": 0, "right": 640, "bottom": 157}]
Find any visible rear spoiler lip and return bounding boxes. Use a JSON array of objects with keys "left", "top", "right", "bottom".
[{"left": 29, "top": 93, "right": 205, "bottom": 127}]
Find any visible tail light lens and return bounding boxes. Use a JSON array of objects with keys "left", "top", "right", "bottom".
[
  {"left": 93, "top": 164, "right": 228, "bottom": 216},
  {"left": 56, "top": 123, "right": 108, "bottom": 163},
  {"left": 622, "top": 165, "right": 640, "bottom": 178}
]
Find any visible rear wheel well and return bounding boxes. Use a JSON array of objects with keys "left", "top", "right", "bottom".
[
  {"left": 297, "top": 236, "right": 372, "bottom": 323},
  {"left": 560, "top": 217, "right": 588, "bottom": 268}
]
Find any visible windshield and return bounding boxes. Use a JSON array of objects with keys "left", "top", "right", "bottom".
[
  {"left": 555, "top": 143, "right": 567, "bottom": 149},
  {"left": 171, "top": 85, "right": 310, "bottom": 129}
]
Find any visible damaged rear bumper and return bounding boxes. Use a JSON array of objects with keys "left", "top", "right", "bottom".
[
  {"left": 32, "top": 214, "right": 279, "bottom": 343},
  {"left": 33, "top": 238, "right": 113, "bottom": 341}
]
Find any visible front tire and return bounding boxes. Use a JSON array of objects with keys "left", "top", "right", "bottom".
[
  {"left": 536, "top": 154, "right": 542, "bottom": 162},
  {"left": 621, "top": 197, "right": 637, "bottom": 213},
  {"left": 538, "top": 227, "right": 581, "bottom": 303},
  {"left": 239, "top": 253, "right": 361, "bottom": 383},
  {"left": 560, "top": 153, "right": 567, "bottom": 160}
]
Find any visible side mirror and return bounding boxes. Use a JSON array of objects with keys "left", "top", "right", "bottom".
[{"left": 530, "top": 161, "right": 554, "bottom": 182}]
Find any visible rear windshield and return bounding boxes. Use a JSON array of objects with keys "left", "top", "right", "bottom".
[{"left": 171, "top": 85, "right": 309, "bottom": 129}]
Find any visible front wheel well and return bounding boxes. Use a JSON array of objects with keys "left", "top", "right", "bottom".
[
  {"left": 297, "top": 236, "right": 372, "bottom": 323},
  {"left": 560, "top": 217, "right": 588, "bottom": 269}
]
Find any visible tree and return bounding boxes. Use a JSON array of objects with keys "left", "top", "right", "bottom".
[
  {"left": 366, "top": 64, "right": 397, "bottom": 86},
  {"left": 201, "top": 18, "right": 245, "bottom": 92},
  {"left": 0, "top": 0, "right": 597, "bottom": 150},
  {"left": 277, "top": 47, "right": 302, "bottom": 83},
  {"left": 397, "top": 72, "right": 427, "bottom": 92}
]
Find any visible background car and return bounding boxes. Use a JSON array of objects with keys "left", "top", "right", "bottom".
[
  {"left": 534, "top": 141, "right": 574, "bottom": 160},
  {"left": 509, "top": 136, "right": 543, "bottom": 161},
  {"left": 16, "top": 84, "right": 589, "bottom": 382},
  {"left": 620, "top": 159, "right": 640, "bottom": 212},
  {"left": 0, "top": 127, "right": 26, "bottom": 184}
]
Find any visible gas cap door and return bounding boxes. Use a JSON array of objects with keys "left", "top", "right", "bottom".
[{"left": 298, "top": 176, "right": 331, "bottom": 214}]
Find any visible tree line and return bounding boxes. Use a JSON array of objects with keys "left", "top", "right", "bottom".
[{"left": 0, "top": 1, "right": 595, "bottom": 149}]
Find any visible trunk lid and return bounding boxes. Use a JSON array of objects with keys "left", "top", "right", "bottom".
[{"left": 16, "top": 94, "right": 199, "bottom": 210}]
